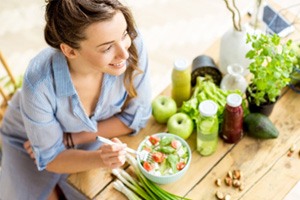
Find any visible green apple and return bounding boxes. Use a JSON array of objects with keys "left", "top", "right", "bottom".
[
  {"left": 152, "top": 95, "right": 177, "bottom": 124},
  {"left": 167, "top": 112, "right": 194, "bottom": 139}
]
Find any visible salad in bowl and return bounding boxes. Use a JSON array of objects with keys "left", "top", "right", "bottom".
[{"left": 137, "top": 133, "right": 192, "bottom": 184}]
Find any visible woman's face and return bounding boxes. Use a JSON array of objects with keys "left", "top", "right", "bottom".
[{"left": 74, "top": 11, "right": 131, "bottom": 76}]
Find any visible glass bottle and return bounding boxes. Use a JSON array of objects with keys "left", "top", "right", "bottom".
[
  {"left": 171, "top": 58, "right": 191, "bottom": 107},
  {"left": 222, "top": 93, "right": 244, "bottom": 143},
  {"left": 197, "top": 100, "right": 219, "bottom": 156},
  {"left": 249, "top": 0, "right": 266, "bottom": 31},
  {"left": 220, "top": 63, "right": 248, "bottom": 93}
]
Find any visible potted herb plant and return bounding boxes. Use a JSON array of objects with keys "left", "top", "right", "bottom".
[
  {"left": 290, "top": 42, "right": 300, "bottom": 93},
  {"left": 245, "top": 33, "right": 295, "bottom": 116}
]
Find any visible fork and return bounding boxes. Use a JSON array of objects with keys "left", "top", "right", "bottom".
[{"left": 96, "top": 136, "right": 152, "bottom": 162}]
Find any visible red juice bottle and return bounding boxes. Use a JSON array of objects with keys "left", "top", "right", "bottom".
[{"left": 222, "top": 93, "right": 243, "bottom": 143}]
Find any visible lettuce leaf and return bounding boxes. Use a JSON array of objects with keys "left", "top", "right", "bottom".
[{"left": 179, "top": 77, "right": 249, "bottom": 129}]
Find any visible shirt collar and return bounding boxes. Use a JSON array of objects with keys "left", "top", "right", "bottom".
[
  {"left": 52, "top": 51, "right": 76, "bottom": 97},
  {"left": 51, "top": 50, "right": 119, "bottom": 98}
]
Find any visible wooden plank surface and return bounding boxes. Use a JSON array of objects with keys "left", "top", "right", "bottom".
[
  {"left": 185, "top": 89, "right": 300, "bottom": 200},
  {"left": 67, "top": 168, "right": 113, "bottom": 199},
  {"left": 67, "top": 2, "right": 300, "bottom": 199},
  {"left": 70, "top": 83, "right": 300, "bottom": 200},
  {"left": 68, "top": 44, "right": 300, "bottom": 200}
]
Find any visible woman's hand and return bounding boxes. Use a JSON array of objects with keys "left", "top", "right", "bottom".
[
  {"left": 98, "top": 138, "right": 127, "bottom": 169},
  {"left": 23, "top": 140, "right": 36, "bottom": 163},
  {"left": 23, "top": 136, "right": 128, "bottom": 170}
]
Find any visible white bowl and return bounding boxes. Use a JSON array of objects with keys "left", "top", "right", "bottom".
[{"left": 137, "top": 133, "right": 192, "bottom": 184}]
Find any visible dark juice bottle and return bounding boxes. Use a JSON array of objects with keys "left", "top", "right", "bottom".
[{"left": 222, "top": 93, "right": 243, "bottom": 143}]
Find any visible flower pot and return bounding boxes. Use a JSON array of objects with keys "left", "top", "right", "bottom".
[
  {"left": 246, "top": 88, "right": 278, "bottom": 116},
  {"left": 289, "top": 67, "right": 300, "bottom": 93},
  {"left": 191, "top": 55, "right": 222, "bottom": 87},
  {"left": 247, "top": 100, "right": 276, "bottom": 116}
]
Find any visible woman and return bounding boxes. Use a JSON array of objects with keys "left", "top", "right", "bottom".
[{"left": 0, "top": 0, "right": 152, "bottom": 199}]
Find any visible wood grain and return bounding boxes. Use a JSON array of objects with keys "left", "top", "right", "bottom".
[
  {"left": 67, "top": 2, "right": 300, "bottom": 199},
  {"left": 68, "top": 49, "right": 300, "bottom": 200},
  {"left": 185, "top": 89, "right": 300, "bottom": 200}
]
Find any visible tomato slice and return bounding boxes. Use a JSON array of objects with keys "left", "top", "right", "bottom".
[
  {"left": 151, "top": 152, "right": 165, "bottom": 163},
  {"left": 143, "top": 161, "right": 153, "bottom": 171},
  {"left": 171, "top": 139, "right": 180, "bottom": 149},
  {"left": 149, "top": 135, "right": 160, "bottom": 145},
  {"left": 176, "top": 162, "right": 186, "bottom": 170}
]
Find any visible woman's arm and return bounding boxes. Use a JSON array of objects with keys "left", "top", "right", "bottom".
[
  {"left": 46, "top": 138, "right": 127, "bottom": 174},
  {"left": 46, "top": 149, "right": 103, "bottom": 173},
  {"left": 24, "top": 138, "right": 127, "bottom": 174},
  {"left": 72, "top": 116, "right": 133, "bottom": 145}
]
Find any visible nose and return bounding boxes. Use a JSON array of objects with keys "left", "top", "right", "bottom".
[{"left": 115, "top": 41, "right": 129, "bottom": 60}]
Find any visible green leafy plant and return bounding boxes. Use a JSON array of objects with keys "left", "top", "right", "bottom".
[
  {"left": 245, "top": 33, "right": 296, "bottom": 106},
  {"left": 0, "top": 75, "right": 23, "bottom": 97},
  {"left": 291, "top": 42, "right": 300, "bottom": 68}
]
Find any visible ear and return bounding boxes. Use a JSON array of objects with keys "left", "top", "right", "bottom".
[{"left": 60, "top": 43, "right": 78, "bottom": 59}]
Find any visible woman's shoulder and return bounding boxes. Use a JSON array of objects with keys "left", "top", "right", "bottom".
[
  {"left": 134, "top": 31, "right": 146, "bottom": 52},
  {"left": 134, "top": 31, "right": 148, "bottom": 71},
  {"left": 23, "top": 47, "right": 58, "bottom": 87}
]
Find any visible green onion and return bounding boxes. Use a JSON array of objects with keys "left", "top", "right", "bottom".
[
  {"left": 111, "top": 154, "right": 191, "bottom": 200},
  {"left": 112, "top": 169, "right": 152, "bottom": 199},
  {"left": 113, "top": 180, "right": 142, "bottom": 200}
]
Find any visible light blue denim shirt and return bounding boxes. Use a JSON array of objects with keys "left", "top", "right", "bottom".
[{"left": 0, "top": 35, "right": 152, "bottom": 171}]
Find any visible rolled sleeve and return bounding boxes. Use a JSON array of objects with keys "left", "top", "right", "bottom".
[
  {"left": 116, "top": 34, "right": 152, "bottom": 135},
  {"left": 20, "top": 75, "right": 65, "bottom": 171},
  {"left": 33, "top": 138, "right": 65, "bottom": 171}
]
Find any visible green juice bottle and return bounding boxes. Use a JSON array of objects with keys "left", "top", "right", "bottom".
[
  {"left": 197, "top": 100, "right": 219, "bottom": 156},
  {"left": 171, "top": 59, "right": 191, "bottom": 107}
]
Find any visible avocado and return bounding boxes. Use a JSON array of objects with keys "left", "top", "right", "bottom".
[{"left": 244, "top": 113, "right": 279, "bottom": 139}]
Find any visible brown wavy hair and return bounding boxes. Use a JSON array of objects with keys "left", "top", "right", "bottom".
[{"left": 44, "top": 0, "right": 142, "bottom": 98}]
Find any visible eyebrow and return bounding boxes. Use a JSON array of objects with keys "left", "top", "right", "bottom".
[{"left": 96, "top": 29, "right": 128, "bottom": 47}]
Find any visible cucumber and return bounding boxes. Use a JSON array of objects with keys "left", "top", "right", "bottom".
[{"left": 244, "top": 113, "right": 279, "bottom": 139}]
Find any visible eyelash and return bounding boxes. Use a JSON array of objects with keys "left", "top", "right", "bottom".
[
  {"left": 103, "top": 46, "right": 112, "bottom": 53},
  {"left": 122, "top": 31, "right": 129, "bottom": 39},
  {"left": 102, "top": 31, "right": 129, "bottom": 53}
]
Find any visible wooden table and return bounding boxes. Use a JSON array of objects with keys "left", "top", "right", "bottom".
[
  {"left": 68, "top": 46, "right": 300, "bottom": 200},
  {"left": 68, "top": 6, "right": 300, "bottom": 200}
]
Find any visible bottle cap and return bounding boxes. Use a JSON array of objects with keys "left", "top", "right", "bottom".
[
  {"left": 226, "top": 93, "right": 242, "bottom": 107},
  {"left": 199, "top": 100, "right": 218, "bottom": 117},
  {"left": 227, "top": 63, "right": 244, "bottom": 75},
  {"left": 174, "top": 58, "right": 189, "bottom": 71}
]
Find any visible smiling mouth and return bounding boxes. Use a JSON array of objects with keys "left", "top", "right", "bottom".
[{"left": 109, "top": 61, "right": 126, "bottom": 68}]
